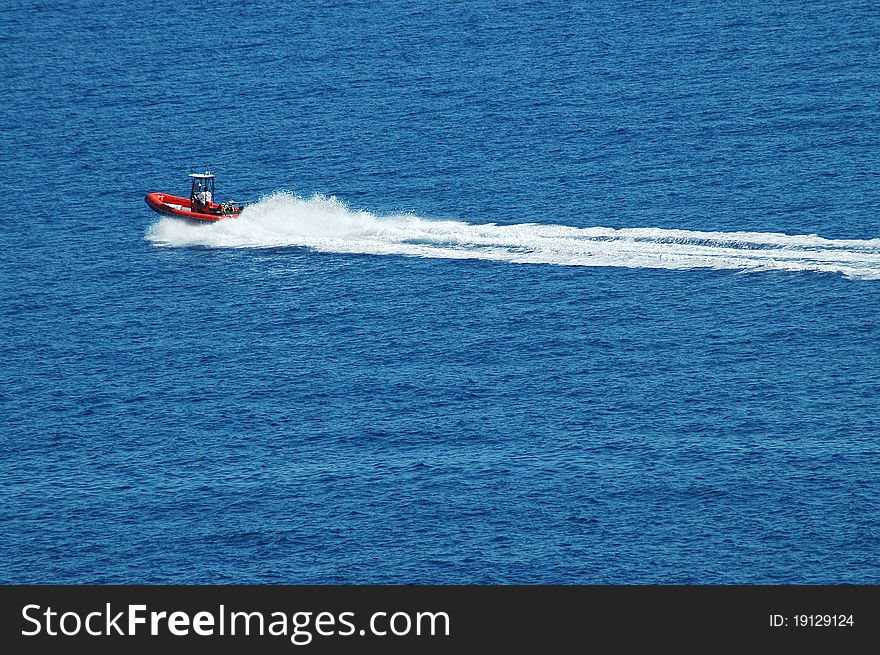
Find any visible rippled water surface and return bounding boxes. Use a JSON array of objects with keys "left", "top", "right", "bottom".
[{"left": 2, "top": 0, "right": 879, "bottom": 583}]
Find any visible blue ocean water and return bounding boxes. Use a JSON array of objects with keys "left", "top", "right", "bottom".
[{"left": 2, "top": 0, "right": 879, "bottom": 583}]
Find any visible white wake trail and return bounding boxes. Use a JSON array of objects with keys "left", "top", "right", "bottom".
[{"left": 145, "top": 192, "right": 880, "bottom": 280}]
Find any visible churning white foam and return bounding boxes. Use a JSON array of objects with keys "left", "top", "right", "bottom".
[{"left": 145, "top": 192, "right": 880, "bottom": 279}]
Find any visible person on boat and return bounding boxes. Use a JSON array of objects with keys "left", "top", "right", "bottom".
[
  {"left": 192, "top": 181, "right": 203, "bottom": 210},
  {"left": 196, "top": 189, "right": 213, "bottom": 207},
  {"left": 191, "top": 183, "right": 213, "bottom": 212}
]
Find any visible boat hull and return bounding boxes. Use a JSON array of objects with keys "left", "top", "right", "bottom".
[{"left": 144, "top": 192, "right": 240, "bottom": 222}]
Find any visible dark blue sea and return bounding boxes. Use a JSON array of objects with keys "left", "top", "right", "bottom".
[{"left": 2, "top": 0, "right": 879, "bottom": 584}]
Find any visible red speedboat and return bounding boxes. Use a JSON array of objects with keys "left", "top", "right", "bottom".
[{"left": 145, "top": 172, "right": 246, "bottom": 222}]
